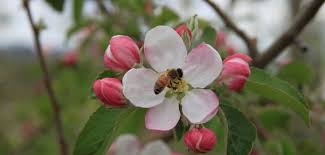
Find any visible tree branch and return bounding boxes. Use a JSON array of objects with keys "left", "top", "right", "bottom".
[
  {"left": 22, "top": 1, "right": 68, "bottom": 155},
  {"left": 204, "top": 0, "right": 258, "bottom": 58},
  {"left": 95, "top": 0, "right": 112, "bottom": 17},
  {"left": 254, "top": 0, "right": 324, "bottom": 68}
]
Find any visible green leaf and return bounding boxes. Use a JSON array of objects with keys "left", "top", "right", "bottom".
[
  {"left": 187, "top": 15, "right": 199, "bottom": 38},
  {"left": 265, "top": 137, "right": 296, "bottom": 155},
  {"left": 73, "top": 107, "right": 146, "bottom": 155},
  {"left": 45, "top": 0, "right": 65, "bottom": 12},
  {"left": 277, "top": 61, "right": 314, "bottom": 85},
  {"left": 73, "top": 0, "right": 84, "bottom": 24},
  {"left": 244, "top": 67, "right": 310, "bottom": 125},
  {"left": 220, "top": 103, "right": 256, "bottom": 155},
  {"left": 201, "top": 26, "right": 216, "bottom": 46},
  {"left": 95, "top": 70, "right": 119, "bottom": 80},
  {"left": 174, "top": 121, "right": 188, "bottom": 141},
  {"left": 258, "top": 107, "right": 290, "bottom": 131}
]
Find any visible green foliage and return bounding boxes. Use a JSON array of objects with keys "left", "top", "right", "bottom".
[
  {"left": 201, "top": 26, "right": 216, "bottom": 46},
  {"left": 95, "top": 70, "right": 119, "bottom": 80},
  {"left": 277, "top": 61, "right": 314, "bottom": 85},
  {"left": 258, "top": 108, "right": 291, "bottom": 131},
  {"left": 220, "top": 103, "right": 256, "bottom": 155},
  {"left": 45, "top": 0, "right": 65, "bottom": 12},
  {"left": 151, "top": 7, "right": 179, "bottom": 26},
  {"left": 73, "top": 107, "right": 145, "bottom": 155},
  {"left": 73, "top": 0, "right": 84, "bottom": 24},
  {"left": 174, "top": 121, "right": 188, "bottom": 141},
  {"left": 244, "top": 67, "right": 310, "bottom": 125},
  {"left": 111, "top": 0, "right": 146, "bottom": 14},
  {"left": 187, "top": 15, "right": 199, "bottom": 39},
  {"left": 265, "top": 137, "right": 296, "bottom": 155}
]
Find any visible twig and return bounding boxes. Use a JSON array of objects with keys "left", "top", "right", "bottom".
[
  {"left": 22, "top": 1, "right": 68, "bottom": 155},
  {"left": 254, "top": 0, "right": 324, "bottom": 68},
  {"left": 204, "top": 0, "right": 258, "bottom": 58},
  {"left": 95, "top": 0, "right": 112, "bottom": 16}
]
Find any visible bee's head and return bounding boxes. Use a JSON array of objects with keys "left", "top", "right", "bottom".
[{"left": 176, "top": 68, "right": 183, "bottom": 78}]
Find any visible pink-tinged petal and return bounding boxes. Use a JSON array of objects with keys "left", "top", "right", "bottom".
[
  {"left": 123, "top": 68, "right": 165, "bottom": 108},
  {"left": 199, "top": 107, "right": 218, "bottom": 124},
  {"left": 107, "top": 134, "right": 140, "bottom": 155},
  {"left": 182, "top": 43, "right": 223, "bottom": 88},
  {"left": 223, "top": 53, "right": 252, "bottom": 63},
  {"left": 104, "top": 46, "right": 129, "bottom": 72},
  {"left": 139, "top": 141, "right": 171, "bottom": 155},
  {"left": 110, "top": 35, "right": 140, "bottom": 68},
  {"left": 181, "top": 89, "right": 219, "bottom": 123},
  {"left": 144, "top": 26, "right": 187, "bottom": 72},
  {"left": 145, "top": 97, "right": 180, "bottom": 131}
]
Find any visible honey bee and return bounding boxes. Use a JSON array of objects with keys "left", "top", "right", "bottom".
[{"left": 154, "top": 68, "right": 183, "bottom": 95}]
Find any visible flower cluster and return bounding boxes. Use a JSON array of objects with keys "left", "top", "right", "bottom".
[{"left": 92, "top": 24, "right": 252, "bottom": 153}]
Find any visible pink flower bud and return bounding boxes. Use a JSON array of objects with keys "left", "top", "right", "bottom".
[
  {"left": 104, "top": 35, "right": 140, "bottom": 72},
  {"left": 215, "top": 31, "right": 226, "bottom": 48},
  {"left": 219, "top": 53, "right": 252, "bottom": 92},
  {"left": 93, "top": 78, "right": 126, "bottom": 107},
  {"left": 175, "top": 24, "right": 192, "bottom": 39},
  {"left": 184, "top": 128, "right": 217, "bottom": 153},
  {"left": 175, "top": 24, "right": 192, "bottom": 48},
  {"left": 225, "top": 46, "right": 236, "bottom": 56},
  {"left": 61, "top": 51, "right": 78, "bottom": 66}
]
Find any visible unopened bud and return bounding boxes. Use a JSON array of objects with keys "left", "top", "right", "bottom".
[
  {"left": 61, "top": 51, "right": 78, "bottom": 66},
  {"left": 219, "top": 53, "right": 252, "bottom": 91},
  {"left": 104, "top": 35, "right": 140, "bottom": 72},
  {"left": 184, "top": 128, "right": 217, "bottom": 153},
  {"left": 175, "top": 24, "right": 192, "bottom": 49},
  {"left": 93, "top": 78, "right": 126, "bottom": 107}
]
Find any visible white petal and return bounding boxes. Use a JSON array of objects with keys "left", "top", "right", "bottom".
[
  {"left": 145, "top": 97, "right": 180, "bottom": 131},
  {"left": 144, "top": 26, "right": 187, "bottom": 72},
  {"left": 139, "top": 141, "right": 171, "bottom": 155},
  {"left": 108, "top": 134, "right": 140, "bottom": 155},
  {"left": 182, "top": 43, "right": 223, "bottom": 88},
  {"left": 199, "top": 108, "right": 218, "bottom": 124},
  {"left": 181, "top": 89, "right": 219, "bottom": 123},
  {"left": 123, "top": 68, "right": 165, "bottom": 108}
]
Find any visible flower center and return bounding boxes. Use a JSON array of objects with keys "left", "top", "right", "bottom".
[{"left": 156, "top": 68, "right": 190, "bottom": 100}]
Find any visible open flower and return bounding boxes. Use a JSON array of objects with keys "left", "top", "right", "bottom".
[
  {"left": 123, "top": 26, "right": 223, "bottom": 131},
  {"left": 107, "top": 134, "right": 173, "bottom": 155}
]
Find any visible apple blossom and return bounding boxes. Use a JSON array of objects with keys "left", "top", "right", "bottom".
[
  {"left": 122, "top": 26, "right": 222, "bottom": 131},
  {"left": 104, "top": 35, "right": 140, "bottom": 72},
  {"left": 184, "top": 128, "right": 217, "bottom": 153},
  {"left": 219, "top": 53, "right": 252, "bottom": 91},
  {"left": 107, "top": 134, "right": 173, "bottom": 155},
  {"left": 93, "top": 78, "right": 126, "bottom": 107}
]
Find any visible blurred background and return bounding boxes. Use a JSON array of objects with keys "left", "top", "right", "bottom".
[{"left": 0, "top": 0, "right": 325, "bottom": 155}]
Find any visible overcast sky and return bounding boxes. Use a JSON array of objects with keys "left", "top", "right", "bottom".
[{"left": 0, "top": 0, "right": 324, "bottom": 53}]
